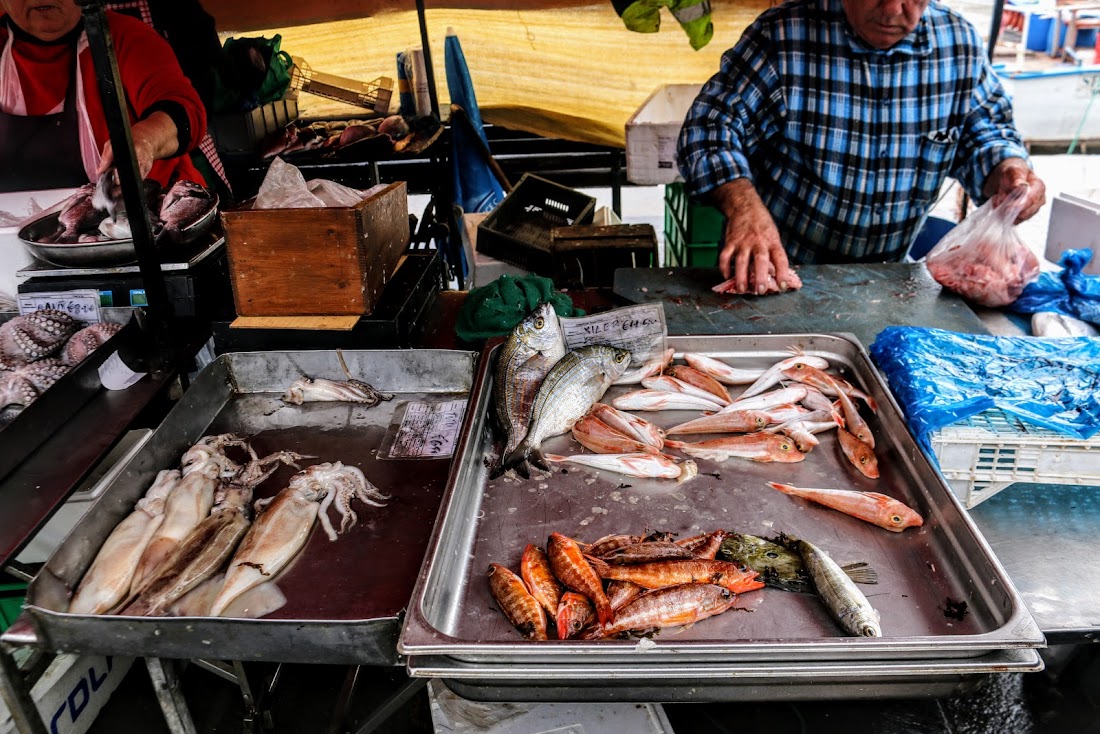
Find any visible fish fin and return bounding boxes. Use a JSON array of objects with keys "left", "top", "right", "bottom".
[
  {"left": 529, "top": 448, "right": 550, "bottom": 472},
  {"left": 842, "top": 562, "right": 879, "bottom": 585},
  {"left": 767, "top": 481, "right": 797, "bottom": 495},
  {"left": 663, "top": 439, "right": 686, "bottom": 449},
  {"left": 861, "top": 393, "right": 879, "bottom": 413},
  {"left": 595, "top": 599, "right": 614, "bottom": 627},
  {"left": 501, "top": 446, "right": 532, "bottom": 479},
  {"left": 585, "top": 555, "right": 612, "bottom": 578}
]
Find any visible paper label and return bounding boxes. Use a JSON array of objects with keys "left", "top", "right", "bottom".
[
  {"left": 657, "top": 133, "right": 678, "bottom": 169},
  {"left": 559, "top": 303, "right": 668, "bottom": 367},
  {"left": 98, "top": 351, "right": 146, "bottom": 391},
  {"left": 388, "top": 399, "right": 468, "bottom": 459},
  {"left": 18, "top": 289, "right": 100, "bottom": 323}
]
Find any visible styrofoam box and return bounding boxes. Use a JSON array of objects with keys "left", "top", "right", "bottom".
[
  {"left": 1045, "top": 192, "right": 1100, "bottom": 275},
  {"left": 625, "top": 84, "right": 702, "bottom": 186},
  {"left": 0, "top": 655, "right": 134, "bottom": 734},
  {"left": 0, "top": 187, "right": 78, "bottom": 298}
]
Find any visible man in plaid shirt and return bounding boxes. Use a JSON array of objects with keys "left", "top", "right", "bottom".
[{"left": 677, "top": 0, "right": 1046, "bottom": 294}]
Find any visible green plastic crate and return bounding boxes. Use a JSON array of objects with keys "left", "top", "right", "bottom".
[
  {"left": 0, "top": 582, "right": 27, "bottom": 632},
  {"left": 664, "top": 182, "right": 723, "bottom": 267}
]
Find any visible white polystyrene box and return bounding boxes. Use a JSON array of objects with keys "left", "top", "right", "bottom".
[
  {"left": 625, "top": 84, "right": 702, "bottom": 186},
  {"left": 0, "top": 188, "right": 79, "bottom": 299},
  {"left": 0, "top": 655, "right": 133, "bottom": 734},
  {"left": 1045, "top": 193, "right": 1100, "bottom": 275}
]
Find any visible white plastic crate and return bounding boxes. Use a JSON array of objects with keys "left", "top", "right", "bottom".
[{"left": 930, "top": 407, "right": 1100, "bottom": 508}]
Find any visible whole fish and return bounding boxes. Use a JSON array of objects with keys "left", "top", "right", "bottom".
[
  {"left": 158, "top": 180, "right": 216, "bottom": 240},
  {"left": 762, "top": 404, "right": 811, "bottom": 425},
  {"left": 571, "top": 414, "right": 660, "bottom": 455},
  {"left": 599, "top": 541, "right": 694, "bottom": 565},
  {"left": 666, "top": 409, "right": 770, "bottom": 436},
  {"left": 590, "top": 404, "right": 665, "bottom": 449},
  {"left": 583, "top": 583, "right": 736, "bottom": 639},
  {"left": 546, "top": 452, "right": 692, "bottom": 481},
  {"left": 738, "top": 354, "right": 830, "bottom": 399},
  {"left": 504, "top": 345, "right": 630, "bottom": 475},
  {"left": 666, "top": 365, "right": 732, "bottom": 404},
  {"left": 521, "top": 544, "right": 563, "bottom": 616},
  {"left": 612, "top": 389, "right": 724, "bottom": 412},
  {"left": 719, "top": 533, "right": 877, "bottom": 593},
  {"left": 556, "top": 592, "right": 595, "bottom": 639},
  {"left": 800, "top": 386, "right": 836, "bottom": 413},
  {"left": 547, "top": 532, "right": 614, "bottom": 626},
  {"left": 586, "top": 534, "right": 642, "bottom": 558},
  {"left": 798, "top": 539, "right": 882, "bottom": 637},
  {"left": 826, "top": 376, "right": 874, "bottom": 448},
  {"left": 69, "top": 470, "right": 181, "bottom": 615},
  {"left": 683, "top": 353, "right": 766, "bottom": 385},
  {"left": 282, "top": 377, "right": 392, "bottom": 407},
  {"left": 665, "top": 434, "right": 805, "bottom": 464},
  {"left": 768, "top": 482, "right": 922, "bottom": 532},
  {"left": 493, "top": 303, "right": 567, "bottom": 460},
  {"left": 766, "top": 409, "right": 841, "bottom": 453},
  {"left": 779, "top": 362, "right": 879, "bottom": 413},
  {"left": 613, "top": 347, "right": 674, "bottom": 385},
  {"left": 642, "top": 375, "right": 730, "bottom": 406},
  {"left": 836, "top": 427, "right": 880, "bottom": 479},
  {"left": 488, "top": 563, "right": 548, "bottom": 640},
  {"left": 586, "top": 557, "right": 764, "bottom": 594},
  {"left": 676, "top": 530, "right": 730, "bottom": 560},
  {"left": 719, "top": 386, "right": 809, "bottom": 414}
]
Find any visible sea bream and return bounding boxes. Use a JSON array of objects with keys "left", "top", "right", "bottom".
[
  {"left": 503, "top": 345, "right": 631, "bottom": 475},
  {"left": 492, "top": 303, "right": 567, "bottom": 461}
]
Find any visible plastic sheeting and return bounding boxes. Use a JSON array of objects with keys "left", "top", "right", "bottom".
[
  {"left": 869, "top": 326, "right": 1100, "bottom": 450},
  {"left": 1010, "top": 248, "right": 1100, "bottom": 325}
]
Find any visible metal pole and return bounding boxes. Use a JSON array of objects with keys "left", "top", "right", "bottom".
[
  {"left": 77, "top": 0, "right": 175, "bottom": 376},
  {"left": 415, "top": 0, "right": 442, "bottom": 120},
  {"left": 989, "top": 0, "right": 1006, "bottom": 61},
  {"left": 0, "top": 645, "right": 48, "bottom": 734}
]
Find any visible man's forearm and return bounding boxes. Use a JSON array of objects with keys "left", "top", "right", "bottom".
[{"left": 708, "top": 178, "right": 765, "bottom": 220}]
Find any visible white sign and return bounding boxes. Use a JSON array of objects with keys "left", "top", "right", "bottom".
[
  {"left": 389, "top": 399, "right": 468, "bottom": 459},
  {"left": 18, "top": 290, "right": 100, "bottom": 323},
  {"left": 559, "top": 303, "right": 668, "bottom": 367},
  {"left": 97, "top": 351, "right": 146, "bottom": 391}
]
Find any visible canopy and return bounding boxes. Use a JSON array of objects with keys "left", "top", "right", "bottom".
[{"left": 211, "top": 1, "right": 769, "bottom": 147}]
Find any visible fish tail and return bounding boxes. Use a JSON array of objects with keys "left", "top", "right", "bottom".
[
  {"left": 501, "top": 445, "right": 532, "bottom": 479},
  {"left": 861, "top": 394, "right": 879, "bottom": 413},
  {"left": 544, "top": 454, "right": 567, "bottom": 463},
  {"left": 767, "top": 481, "right": 798, "bottom": 495},
  {"left": 595, "top": 598, "right": 614, "bottom": 627},
  {"left": 529, "top": 447, "right": 550, "bottom": 472}
]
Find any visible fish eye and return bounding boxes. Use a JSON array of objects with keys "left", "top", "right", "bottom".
[
  {"left": 860, "top": 456, "right": 868, "bottom": 464},
  {"left": 534, "top": 317, "right": 545, "bottom": 329},
  {"left": 794, "top": 362, "right": 805, "bottom": 370},
  {"left": 766, "top": 551, "right": 779, "bottom": 558},
  {"left": 756, "top": 418, "right": 766, "bottom": 428},
  {"left": 891, "top": 515, "right": 902, "bottom": 523},
  {"left": 615, "top": 353, "right": 627, "bottom": 363},
  {"left": 780, "top": 441, "right": 791, "bottom": 451}
]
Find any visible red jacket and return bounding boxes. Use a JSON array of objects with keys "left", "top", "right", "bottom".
[{"left": 0, "top": 11, "right": 206, "bottom": 186}]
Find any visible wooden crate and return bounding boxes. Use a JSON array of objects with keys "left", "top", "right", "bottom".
[
  {"left": 222, "top": 181, "right": 408, "bottom": 316},
  {"left": 549, "top": 224, "right": 657, "bottom": 288}
]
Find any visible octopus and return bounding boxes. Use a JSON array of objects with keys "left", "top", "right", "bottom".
[
  {"left": 0, "top": 309, "right": 78, "bottom": 364},
  {"left": 281, "top": 376, "right": 392, "bottom": 407},
  {"left": 0, "top": 358, "right": 70, "bottom": 410},
  {"left": 209, "top": 462, "right": 388, "bottom": 617},
  {"left": 62, "top": 322, "right": 124, "bottom": 367}
]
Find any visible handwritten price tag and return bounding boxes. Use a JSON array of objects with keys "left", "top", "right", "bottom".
[
  {"left": 389, "top": 399, "right": 468, "bottom": 459},
  {"left": 18, "top": 290, "right": 101, "bottom": 323}
]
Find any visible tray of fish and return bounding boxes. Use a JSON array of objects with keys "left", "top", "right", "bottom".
[
  {"left": 10, "top": 349, "right": 476, "bottom": 665},
  {"left": 399, "top": 329, "right": 1043, "bottom": 671}
]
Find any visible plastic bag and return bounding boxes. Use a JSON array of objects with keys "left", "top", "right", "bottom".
[
  {"left": 253, "top": 158, "right": 372, "bottom": 209},
  {"left": 1010, "top": 248, "right": 1100, "bottom": 325},
  {"left": 870, "top": 326, "right": 1100, "bottom": 453},
  {"left": 925, "top": 185, "right": 1040, "bottom": 307}
]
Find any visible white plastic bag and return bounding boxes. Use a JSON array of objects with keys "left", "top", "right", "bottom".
[
  {"left": 925, "top": 185, "right": 1040, "bottom": 307},
  {"left": 254, "top": 157, "right": 326, "bottom": 209}
]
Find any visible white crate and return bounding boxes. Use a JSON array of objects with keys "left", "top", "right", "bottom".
[
  {"left": 625, "top": 84, "right": 701, "bottom": 186},
  {"left": 930, "top": 408, "right": 1100, "bottom": 508}
]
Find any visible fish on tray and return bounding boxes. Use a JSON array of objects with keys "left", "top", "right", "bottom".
[
  {"left": 665, "top": 365, "right": 732, "bottom": 405},
  {"left": 675, "top": 530, "right": 730, "bottom": 560},
  {"left": 546, "top": 452, "right": 695, "bottom": 481},
  {"left": 827, "top": 375, "right": 875, "bottom": 448},
  {"left": 598, "top": 540, "right": 695, "bottom": 565},
  {"left": 547, "top": 532, "right": 614, "bottom": 626},
  {"left": 586, "top": 557, "right": 765, "bottom": 595},
  {"left": 666, "top": 409, "right": 770, "bottom": 436},
  {"left": 798, "top": 539, "right": 882, "bottom": 637},
  {"left": 571, "top": 414, "right": 661, "bottom": 455},
  {"left": 718, "top": 385, "right": 809, "bottom": 414},
  {"left": 488, "top": 563, "right": 548, "bottom": 640},
  {"left": 719, "top": 533, "right": 876, "bottom": 593},
  {"left": 836, "top": 427, "right": 880, "bottom": 479},
  {"left": 779, "top": 361, "right": 879, "bottom": 413},
  {"left": 556, "top": 592, "right": 595, "bottom": 639},
  {"left": 582, "top": 583, "right": 737, "bottom": 639},
  {"left": 521, "top": 544, "right": 564, "bottom": 617},
  {"left": 612, "top": 347, "right": 674, "bottom": 386},
  {"left": 665, "top": 434, "right": 805, "bottom": 463},
  {"left": 642, "top": 375, "right": 731, "bottom": 407},
  {"left": 282, "top": 376, "right": 393, "bottom": 407},
  {"left": 738, "top": 353, "right": 830, "bottom": 399},
  {"left": 682, "top": 353, "right": 766, "bottom": 386},
  {"left": 612, "top": 389, "right": 724, "bottom": 413},
  {"left": 589, "top": 404, "right": 665, "bottom": 450},
  {"left": 502, "top": 345, "right": 631, "bottom": 476},
  {"left": 768, "top": 482, "right": 922, "bottom": 532}
]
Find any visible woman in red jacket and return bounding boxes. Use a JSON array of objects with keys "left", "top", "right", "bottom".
[{"left": 0, "top": 0, "right": 207, "bottom": 193}]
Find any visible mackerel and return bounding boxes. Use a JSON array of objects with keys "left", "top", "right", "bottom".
[{"left": 797, "top": 539, "right": 882, "bottom": 637}]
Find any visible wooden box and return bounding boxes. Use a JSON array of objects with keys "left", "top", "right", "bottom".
[
  {"left": 548, "top": 224, "right": 658, "bottom": 288},
  {"left": 222, "top": 181, "right": 409, "bottom": 317}
]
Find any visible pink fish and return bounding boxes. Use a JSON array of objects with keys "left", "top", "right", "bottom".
[
  {"left": 613, "top": 348, "right": 675, "bottom": 385},
  {"left": 827, "top": 376, "right": 874, "bottom": 448},
  {"left": 719, "top": 386, "right": 809, "bottom": 414},
  {"left": 589, "top": 404, "right": 665, "bottom": 449},
  {"left": 642, "top": 375, "right": 731, "bottom": 406},
  {"left": 665, "top": 434, "right": 805, "bottom": 463},
  {"left": 546, "top": 452, "right": 693, "bottom": 481},
  {"left": 612, "top": 389, "right": 724, "bottom": 412},
  {"left": 836, "top": 427, "right": 880, "bottom": 478},
  {"left": 666, "top": 409, "right": 771, "bottom": 435},
  {"left": 683, "top": 353, "right": 766, "bottom": 385},
  {"left": 571, "top": 414, "right": 661, "bottom": 455},
  {"left": 779, "top": 363, "right": 879, "bottom": 413},
  {"left": 666, "top": 365, "right": 732, "bottom": 405},
  {"left": 738, "top": 354, "right": 830, "bottom": 399},
  {"left": 768, "top": 482, "right": 922, "bottom": 532}
]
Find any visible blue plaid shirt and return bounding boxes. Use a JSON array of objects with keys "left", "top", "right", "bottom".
[{"left": 677, "top": 0, "right": 1029, "bottom": 264}]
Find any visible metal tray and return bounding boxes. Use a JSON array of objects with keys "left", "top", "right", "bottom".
[
  {"left": 399, "top": 333, "right": 1044, "bottom": 667},
  {"left": 13, "top": 349, "right": 476, "bottom": 665},
  {"left": 411, "top": 648, "right": 1043, "bottom": 703}
]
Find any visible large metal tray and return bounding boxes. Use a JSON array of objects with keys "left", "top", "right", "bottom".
[
  {"left": 399, "top": 334, "right": 1044, "bottom": 668},
  {"left": 13, "top": 349, "right": 476, "bottom": 665}
]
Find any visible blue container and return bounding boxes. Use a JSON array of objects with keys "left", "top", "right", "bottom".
[
  {"left": 1057, "top": 21, "right": 1099, "bottom": 50},
  {"left": 1025, "top": 14, "right": 1055, "bottom": 52}
]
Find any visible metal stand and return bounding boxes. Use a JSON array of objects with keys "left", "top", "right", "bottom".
[
  {"left": 351, "top": 676, "right": 428, "bottom": 734},
  {"left": 146, "top": 659, "right": 199, "bottom": 734},
  {"left": 0, "top": 645, "right": 47, "bottom": 734}
]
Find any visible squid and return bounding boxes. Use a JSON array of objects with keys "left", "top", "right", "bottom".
[{"left": 209, "top": 462, "right": 388, "bottom": 617}]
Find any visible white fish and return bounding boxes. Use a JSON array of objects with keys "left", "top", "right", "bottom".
[
  {"left": 589, "top": 404, "right": 665, "bottom": 449},
  {"left": 798, "top": 539, "right": 882, "bottom": 637},
  {"left": 800, "top": 387, "right": 836, "bottom": 413},
  {"left": 720, "top": 385, "right": 809, "bottom": 414},
  {"left": 642, "top": 375, "right": 731, "bottom": 406},
  {"left": 613, "top": 347, "right": 675, "bottom": 385},
  {"left": 546, "top": 452, "right": 693, "bottom": 481},
  {"left": 738, "top": 355, "right": 830, "bottom": 399},
  {"left": 612, "top": 389, "right": 724, "bottom": 412},
  {"left": 762, "top": 404, "right": 811, "bottom": 424},
  {"left": 683, "top": 353, "right": 767, "bottom": 385}
]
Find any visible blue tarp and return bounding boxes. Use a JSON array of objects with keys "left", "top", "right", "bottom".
[
  {"left": 1010, "top": 248, "right": 1100, "bottom": 325},
  {"left": 870, "top": 326, "right": 1100, "bottom": 452}
]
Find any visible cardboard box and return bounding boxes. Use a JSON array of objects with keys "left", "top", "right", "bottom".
[
  {"left": 625, "top": 84, "right": 701, "bottom": 186},
  {"left": 222, "top": 181, "right": 409, "bottom": 316}
]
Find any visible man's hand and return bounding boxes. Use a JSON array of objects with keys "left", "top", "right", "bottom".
[
  {"left": 710, "top": 179, "right": 791, "bottom": 294},
  {"left": 96, "top": 111, "right": 180, "bottom": 180},
  {"left": 982, "top": 158, "right": 1046, "bottom": 224}
]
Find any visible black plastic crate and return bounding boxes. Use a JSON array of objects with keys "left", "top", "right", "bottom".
[{"left": 476, "top": 174, "right": 596, "bottom": 276}]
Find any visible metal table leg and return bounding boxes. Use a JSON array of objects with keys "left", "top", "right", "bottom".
[
  {"left": 328, "top": 665, "right": 361, "bottom": 734},
  {"left": 0, "top": 644, "right": 47, "bottom": 734},
  {"left": 351, "top": 677, "right": 428, "bottom": 734},
  {"left": 145, "top": 658, "right": 198, "bottom": 734}
]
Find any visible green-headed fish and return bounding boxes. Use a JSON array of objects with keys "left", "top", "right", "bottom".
[{"left": 719, "top": 533, "right": 876, "bottom": 594}]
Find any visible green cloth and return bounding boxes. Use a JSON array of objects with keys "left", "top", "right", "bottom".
[{"left": 456, "top": 275, "right": 584, "bottom": 342}]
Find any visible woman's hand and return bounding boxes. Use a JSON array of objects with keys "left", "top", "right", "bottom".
[
  {"left": 711, "top": 179, "right": 792, "bottom": 294},
  {"left": 96, "top": 111, "right": 179, "bottom": 180}
]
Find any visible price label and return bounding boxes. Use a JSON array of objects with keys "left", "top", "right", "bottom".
[
  {"left": 559, "top": 303, "right": 667, "bottom": 367},
  {"left": 98, "top": 351, "right": 146, "bottom": 391},
  {"left": 18, "top": 290, "right": 101, "bottom": 323},
  {"left": 389, "top": 399, "right": 468, "bottom": 459}
]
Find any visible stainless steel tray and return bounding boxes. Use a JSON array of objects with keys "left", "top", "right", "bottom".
[
  {"left": 13, "top": 349, "right": 476, "bottom": 665},
  {"left": 399, "top": 334, "right": 1043, "bottom": 667},
  {"left": 411, "top": 648, "right": 1043, "bottom": 702}
]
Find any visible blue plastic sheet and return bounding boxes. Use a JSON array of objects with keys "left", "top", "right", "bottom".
[
  {"left": 870, "top": 326, "right": 1100, "bottom": 452},
  {"left": 1010, "top": 248, "right": 1100, "bottom": 325}
]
